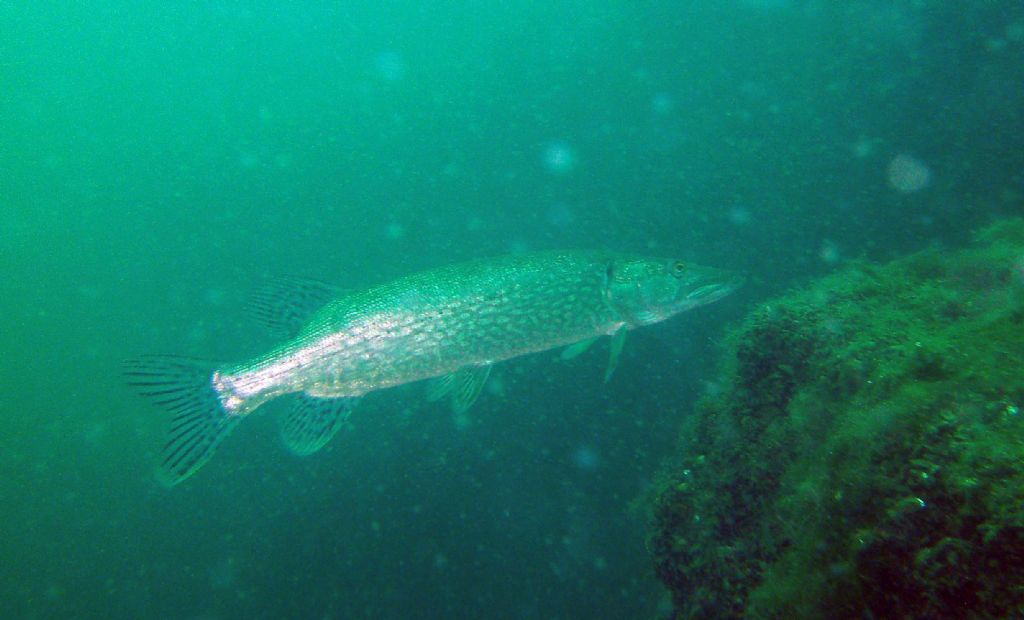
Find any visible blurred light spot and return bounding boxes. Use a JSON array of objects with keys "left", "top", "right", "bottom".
[
  {"left": 852, "top": 135, "right": 880, "bottom": 159},
  {"left": 1007, "top": 21, "right": 1024, "bottom": 42},
  {"left": 208, "top": 557, "right": 237, "bottom": 589},
  {"left": 542, "top": 141, "right": 576, "bottom": 174},
  {"left": 203, "top": 288, "right": 226, "bottom": 306},
  {"left": 238, "top": 152, "right": 259, "bottom": 169},
  {"left": 571, "top": 446, "right": 600, "bottom": 471},
  {"left": 486, "top": 374, "right": 505, "bottom": 397},
  {"left": 374, "top": 51, "right": 406, "bottom": 82},
  {"left": 728, "top": 206, "right": 752, "bottom": 226},
  {"left": 887, "top": 154, "right": 931, "bottom": 193},
  {"left": 819, "top": 240, "right": 840, "bottom": 264},
  {"left": 652, "top": 93, "right": 674, "bottom": 115},
  {"left": 385, "top": 222, "right": 405, "bottom": 240},
  {"left": 741, "top": 0, "right": 789, "bottom": 8},
  {"left": 545, "top": 202, "right": 576, "bottom": 227}
]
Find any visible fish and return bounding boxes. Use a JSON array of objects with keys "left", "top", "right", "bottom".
[{"left": 125, "top": 250, "right": 741, "bottom": 485}]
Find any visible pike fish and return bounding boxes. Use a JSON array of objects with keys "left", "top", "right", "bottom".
[{"left": 126, "top": 251, "right": 740, "bottom": 485}]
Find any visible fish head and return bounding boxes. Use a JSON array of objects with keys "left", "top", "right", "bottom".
[{"left": 606, "top": 256, "right": 742, "bottom": 326}]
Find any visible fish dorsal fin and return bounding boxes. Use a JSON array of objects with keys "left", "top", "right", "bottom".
[
  {"left": 247, "top": 276, "right": 341, "bottom": 336},
  {"left": 281, "top": 394, "right": 359, "bottom": 456},
  {"left": 604, "top": 327, "right": 628, "bottom": 383},
  {"left": 427, "top": 365, "right": 492, "bottom": 414},
  {"left": 561, "top": 337, "right": 598, "bottom": 360}
]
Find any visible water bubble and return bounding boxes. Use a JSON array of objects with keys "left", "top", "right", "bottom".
[
  {"left": 542, "top": 141, "right": 576, "bottom": 174},
  {"left": 887, "top": 154, "right": 931, "bottom": 193}
]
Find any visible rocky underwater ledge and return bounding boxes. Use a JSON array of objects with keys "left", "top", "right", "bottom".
[{"left": 648, "top": 218, "right": 1024, "bottom": 619}]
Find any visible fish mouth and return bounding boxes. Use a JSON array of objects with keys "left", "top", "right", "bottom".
[{"left": 686, "top": 275, "right": 744, "bottom": 303}]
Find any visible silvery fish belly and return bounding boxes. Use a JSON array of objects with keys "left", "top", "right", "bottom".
[{"left": 125, "top": 250, "right": 741, "bottom": 485}]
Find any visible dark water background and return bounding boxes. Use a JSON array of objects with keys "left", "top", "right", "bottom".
[{"left": 2, "top": 2, "right": 1022, "bottom": 618}]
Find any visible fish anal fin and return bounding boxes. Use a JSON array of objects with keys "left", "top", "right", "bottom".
[
  {"left": 282, "top": 395, "right": 358, "bottom": 456},
  {"left": 426, "top": 373, "right": 456, "bottom": 402},
  {"left": 427, "top": 365, "right": 492, "bottom": 414},
  {"left": 604, "top": 327, "right": 628, "bottom": 383},
  {"left": 247, "top": 276, "right": 341, "bottom": 336},
  {"left": 453, "top": 365, "right": 492, "bottom": 414},
  {"left": 561, "top": 337, "right": 598, "bottom": 360}
]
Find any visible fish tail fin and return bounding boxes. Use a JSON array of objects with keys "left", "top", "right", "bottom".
[{"left": 123, "top": 355, "right": 240, "bottom": 486}]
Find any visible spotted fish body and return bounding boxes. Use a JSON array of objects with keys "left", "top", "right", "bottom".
[{"left": 126, "top": 250, "right": 740, "bottom": 485}]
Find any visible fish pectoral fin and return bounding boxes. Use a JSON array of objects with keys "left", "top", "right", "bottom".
[
  {"left": 281, "top": 395, "right": 359, "bottom": 456},
  {"left": 604, "top": 327, "right": 628, "bottom": 383},
  {"left": 561, "top": 337, "right": 598, "bottom": 360},
  {"left": 427, "top": 365, "right": 492, "bottom": 414},
  {"left": 247, "top": 276, "right": 343, "bottom": 336}
]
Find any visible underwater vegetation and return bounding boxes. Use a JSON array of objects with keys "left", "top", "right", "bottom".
[{"left": 649, "top": 218, "right": 1024, "bottom": 619}]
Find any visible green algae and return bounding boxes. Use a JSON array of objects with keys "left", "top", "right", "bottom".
[{"left": 649, "top": 218, "right": 1024, "bottom": 619}]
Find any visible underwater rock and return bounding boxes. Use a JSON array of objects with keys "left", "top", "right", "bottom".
[{"left": 648, "top": 218, "right": 1024, "bottom": 619}]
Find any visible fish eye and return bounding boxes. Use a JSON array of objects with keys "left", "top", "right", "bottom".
[{"left": 670, "top": 261, "right": 687, "bottom": 277}]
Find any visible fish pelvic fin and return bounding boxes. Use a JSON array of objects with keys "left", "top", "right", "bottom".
[
  {"left": 604, "top": 327, "right": 628, "bottom": 383},
  {"left": 123, "top": 355, "right": 240, "bottom": 486},
  {"left": 282, "top": 395, "right": 358, "bottom": 456}
]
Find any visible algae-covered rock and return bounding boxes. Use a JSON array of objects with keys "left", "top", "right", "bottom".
[{"left": 649, "top": 218, "right": 1024, "bottom": 619}]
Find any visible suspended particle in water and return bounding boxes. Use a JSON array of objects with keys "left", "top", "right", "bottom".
[
  {"left": 1012, "top": 255, "right": 1024, "bottom": 284},
  {"left": 374, "top": 51, "right": 406, "bottom": 82},
  {"left": 238, "top": 152, "right": 259, "bottom": 169},
  {"left": 203, "top": 288, "right": 226, "bottom": 306},
  {"left": 741, "top": 0, "right": 789, "bottom": 8},
  {"left": 208, "top": 557, "right": 238, "bottom": 589},
  {"left": 385, "top": 222, "right": 405, "bottom": 240},
  {"left": 486, "top": 374, "right": 505, "bottom": 397},
  {"left": 851, "top": 135, "right": 880, "bottom": 159},
  {"left": 728, "top": 206, "right": 752, "bottom": 226},
  {"left": 542, "top": 141, "right": 577, "bottom": 174},
  {"left": 545, "top": 202, "right": 576, "bottom": 227},
  {"left": 887, "top": 154, "right": 931, "bottom": 193},
  {"left": 652, "top": 92, "right": 674, "bottom": 115},
  {"left": 571, "top": 446, "right": 600, "bottom": 471},
  {"left": 819, "top": 239, "right": 840, "bottom": 264},
  {"left": 453, "top": 411, "right": 471, "bottom": 431}
]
